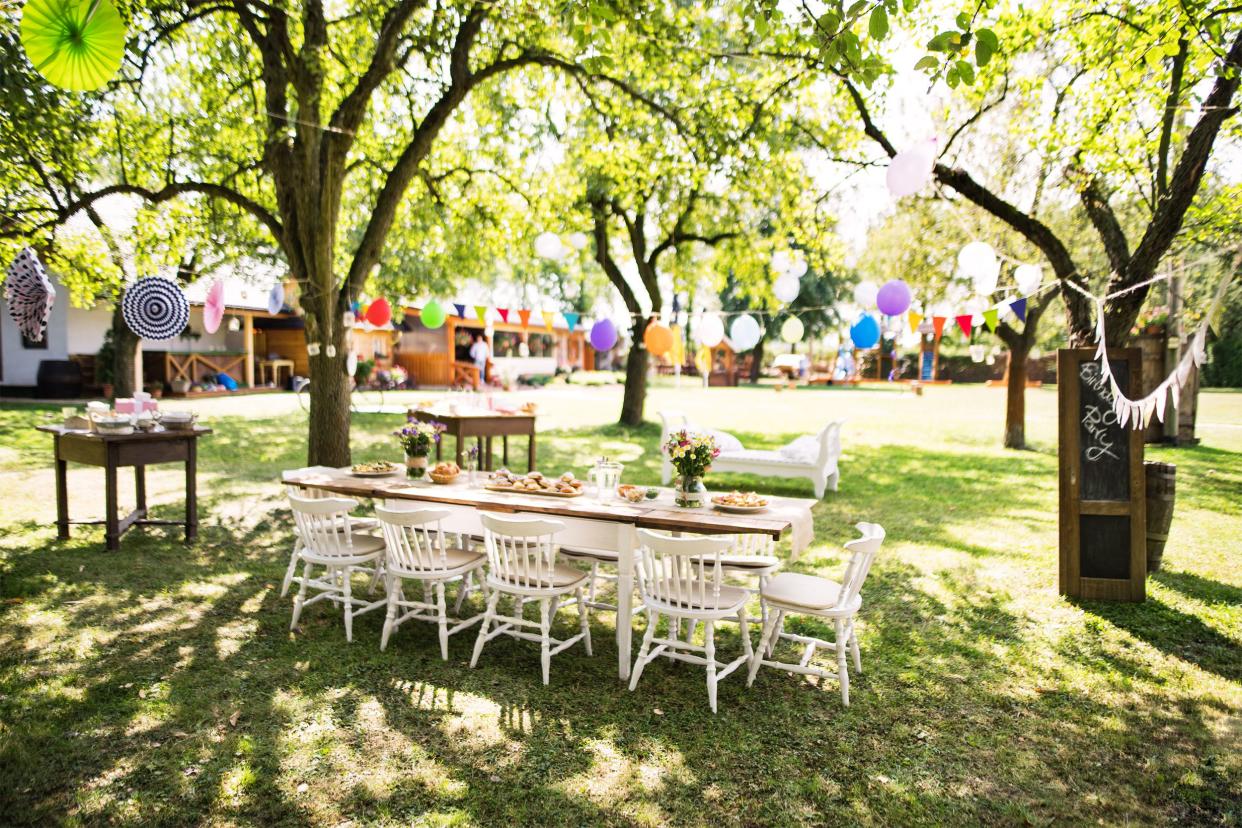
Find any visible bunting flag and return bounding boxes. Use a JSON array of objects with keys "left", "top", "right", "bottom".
[
  {"left": 1010, "top": 297, "right": 1027, "bottom": 323},
  {"left": 908, "top": 311, "right": 923, "bottom": 333},
  {"left": 518, "top": 309, "right": 531, "bottom": 328},
  {"left": 541, "top": 310, "right": 556, "bottom": 331},
  {"left": 932, "top": 316, "right": 947, "bottom": 337},
  {"left": 453, "top": 303, "right": 466, "bottom": 319},
  {"left": 955, "top": 315, "right": 973, "bottom": 336},
  {"left": 982, "top": 308, "right": 999, "bottom": 332},
  {"left": 497, "top": 308, "right": 510, "bottom": 323},
  {"left": 474, "top": 305, "right": 488, "bottom": 324},
  {"left": 564, "top": 311, "right": 580, "bottom": 331}
]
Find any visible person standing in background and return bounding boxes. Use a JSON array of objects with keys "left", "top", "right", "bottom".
[{"left": 469, "top": 333, "right": 490, "bottom": 382}]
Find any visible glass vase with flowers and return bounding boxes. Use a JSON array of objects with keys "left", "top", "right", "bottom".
[
  {"left": 394, "top": 418, "right": 445, "bottom": 478},
  {"left": 662, "top": 429, "right": 720, "bottom": 508}
]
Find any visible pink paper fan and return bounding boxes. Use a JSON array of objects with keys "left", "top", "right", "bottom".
[{"left": 203, "top": 280, "right": 225, "bottom": 333}]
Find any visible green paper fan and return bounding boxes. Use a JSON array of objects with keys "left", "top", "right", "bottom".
[{"left": 21, "top": 0, "right": 125, "bottom": 92}]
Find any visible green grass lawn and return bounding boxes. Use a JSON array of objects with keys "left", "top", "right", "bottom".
[{"left": 0, "top": 385, "right": 1238, "bottom": 826}]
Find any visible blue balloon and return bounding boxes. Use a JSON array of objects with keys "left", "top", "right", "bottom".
[{"left": 849, "top": 314, "right": 881, "bottom": 349}]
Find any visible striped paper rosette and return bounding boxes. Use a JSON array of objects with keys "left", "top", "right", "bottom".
[{"left": 122, "top": 277, "right": 189, "bottom": 340}]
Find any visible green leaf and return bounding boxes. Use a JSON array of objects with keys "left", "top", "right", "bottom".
[
  {"left": 956, "top": 59, "right": 975, "bottom": 84},
  {"left": 869, "top": 6, "right": 889, "bottom": 40},
  {"left": 817, "top": 12, "right": 841, "bottom": 35},
  {"left": 902, "top": 0, "right": 917, "bottom": 10},
  {"left": 914, "top": 55, "right": 939, "bottom": 72},
  {"left": 588, "top": 2, "right": 617, "bottom": 23},
  {"left": 955, "top": 11, "right": 970, "bottom": 29},
  {"left": 946, "top": 64, "right": 960, "bottom": 88},
  {"left": 755, "top": 13, "right": 769, "bottom": 36},
  {"left": 975, "top": 39, "right": 993, "bottom": 66},
  {"left": 975, "top": 28, "right": 998, "bottom": 51},
  {"left": 846, "top": 0, "right": 870, "bottom": 20}
]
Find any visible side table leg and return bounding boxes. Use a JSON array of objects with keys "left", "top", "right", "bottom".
[
  {"left": 528, "top": 430, "right": 536, "bottom": 472},
  {"left": 55, "top": 453, "right": 69, "bottom": 540},
  {"left": 135, "top": 465, "right": 147, "bottom": 516},
  {"left": 502, "top": 436, "right": 509, "bottom": 468},
  {"left": 104, "top": 446, "right": 119, "bottom": 551},
  {"left": 186, "top": 438, "right": 198, "bottom": 543}
]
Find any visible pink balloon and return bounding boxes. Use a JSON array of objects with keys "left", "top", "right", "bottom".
[
  {"left": 876, "top": 279, "right": 912, "bottom": 316},
  {"left": 886, "top": 142, "right": 936, "bottom": 197},
  {"left": 203, "top": 280, "right": 225, "bottom": 333}
]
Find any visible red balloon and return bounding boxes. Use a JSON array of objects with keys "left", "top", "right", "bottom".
[{"left": 366, "top": 297, "right": 392, "bottom": 327}]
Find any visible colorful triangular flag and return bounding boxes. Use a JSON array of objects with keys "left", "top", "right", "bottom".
[
  {"left": 908, "top": 311, "right": 923, "bottom": 333},
  {"left": 541, "top": 310, "right": 556, "bottom": 331},
  {"left": 497, "top": 308, "right": 510, "bottom": 323},
  {"left": 564, "top": 312, "right": 580, "bottom": 331},
  {"left": 1010, "top": 297, "right": 1027, "bottom": 323},
  {"left": 518, "top": 309, "right": 531, "bottom": 328},
  {"left": 982, "top": 308, "right": 999, "bottom": 332},
  {"left": 474, "top": 305, "right": 488, "bottom": 324},
  {"left": 453, "top": 303, "right": 466, "bottom": 319},
  {"left": 932, "top": 316, "right": 947, "bottom": 337},
  {"left": 955, "top": 314, "right": 973, "bottom": 336}
]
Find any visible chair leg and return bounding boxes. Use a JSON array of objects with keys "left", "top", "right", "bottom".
[
  {"left": 576, "top": 586, "right": 592, "bottom": 656},
  {"left": 849, "top": 621, "right": 862, "bottom": 674},
  {"left": 765, "top": 610, "right": 785, "bottom": 658},
  {"left": 367, "top": 560, "right": 384, "bottom": 594},
  {"left": 281, "top": 539, "right": 302, "bottom": 597},
  {"left": 704, "top": 620, "right": 718, "bottom": 714},
  {"left": 748, "top": 610, "right": 781, "bottom": 686},
  {"left": 290, "top": 560, "right": 312, "bottom": 631},
  {"left": 380, "top": 575, "right": 399, "bottom": 651},
  {"left": 666, "top": 617, "right": 681, "bottom": 660},
  {"left": 835, "top": 618, "right": 849, "bottom": 706},
  {"left": 436, "top": 581, "right": 450, "bottom": 660},
  {"left": 738, "top": 608, "right": 753, "bottom": 660},
  {"left": 539, "top": 598, "right": 552, "bottom": 686},
  {"left": 588, "top": 562, "right": 599, "bottom": 606},
  {"left": 629, "top": 609, "right": 660, "bottom": 691},
  {"left": 454, "top": 572, "right": 471, "bottom": 615},
  {"left": 470, "top": 589, "right": 500, "bottom": 668},
  {"left": 342, "top": 567, "right": 354, "bottom": 643}
]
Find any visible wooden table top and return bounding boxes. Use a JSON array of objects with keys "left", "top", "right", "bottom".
[
  {"left": 36, "top": 425, "right": 213, "bottom": 442},
  {"left": 284, "top": 469, "right": 815, "bottom": 540}
]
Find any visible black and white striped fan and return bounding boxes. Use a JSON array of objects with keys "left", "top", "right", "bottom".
[{"left": 122, "top": 277, "right": 189, "bottom": 340}]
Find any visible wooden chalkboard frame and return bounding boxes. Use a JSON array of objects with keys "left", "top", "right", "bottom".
[{"left": 1058, "top": 347, "right": 1146, "bottom": 601}]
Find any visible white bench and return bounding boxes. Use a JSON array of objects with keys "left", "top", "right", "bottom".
[{"left": 659, "top": 411, "right": 844, "bottom": 499}]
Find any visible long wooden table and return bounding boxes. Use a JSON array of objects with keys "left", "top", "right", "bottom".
[
  {"left": 409, "top": 409, "right": 536, "bottom": 472},
  {"left": 283, "top": 468, "right": 816, "bottom": 680},
  {"left": 38, "top": 425, "right": 212, "bottom": 551}
]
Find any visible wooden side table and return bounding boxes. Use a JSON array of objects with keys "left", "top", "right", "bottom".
[
  {"left": 259, "top": 359, "right": 295, "bottom": 387},
  {"left": 408, "top": 410, "right": 536, "bottom": 471},
  {"left": 37, "top": 425, "right": 212, "bottom": 551}
]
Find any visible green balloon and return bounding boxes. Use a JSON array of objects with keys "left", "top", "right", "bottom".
[
  {"left": 421, "top": 301, "right": 446, "bottom": 329},
  {"left": 22, "top": 0, "right": 126, "bottom": 92}
]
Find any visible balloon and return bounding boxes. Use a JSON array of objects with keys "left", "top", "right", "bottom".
[
  {"left": 730, "top": 314, "right": 761, "bottom": 351},
  {"left": 849, "top": 314, "right": 881, "bottom": 349},
  {"left": 770, "top": 249, "right": 791, "bottom": 273},
  {"left": 958, "top": 242, "right": 999, "bottom": 295},
  {"left": 780, "top": 316, "right": 804, "bottom": 343},
  {"left": 534, "top": 231, "right": 564, "bottom": 260},
  {"left": 420, "top": 300, "right": 446, "bottom": 329},
  {"left": 203, "top": 280, "right": 225, "bottom": 334},
  {"left": 1014, "top": 263, "right": 1043, "bottom": 295},
  {"left": 853, "top": 281, "right": 879, "bottom": 308},
  {"left": 697, "top": 314, "right": 725, "bottom": 347},
  {"left": 568, "top": 231, "right": 588, "bottom": 250},
  {"left": 773, "top": 274, "right": 801, "bottom": 304},
  {"left": 786, "top": 256, "right": 808, "bottom": 278},
  {"left": 267, "top": 283, "right": 284, "bottom": 315},
  {"left": 875, "top": 279, "right": 912, "bottom": 315},
  {"left": 886, "top": 142, "right": 937, "bottom": 197},
  {"left": 643, "top": 322, "right": 674, "bottom": 356},
  {"left": 366, "top": 297, "right": 392, "bottom": 327},
  {"left": 589, "top": 318, "right": 618, "bottom": 351}
]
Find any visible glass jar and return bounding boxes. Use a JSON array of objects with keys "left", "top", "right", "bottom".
[{"left": 590, "top": 459, "right": 624, "bottom": 503}]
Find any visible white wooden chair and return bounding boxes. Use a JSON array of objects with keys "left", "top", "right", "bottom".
[
  {"left": 375, "top": 506, "right": 488, "bottom": 657},
  {"left": 629, "top": 529, "right": 754, "bottom": 713},
  {"left": 658, "top": 411, "right": 845, "bottom": 498},
  {"left": 470, "top": 514, "right": 592, "bottom": 684},
  {"left": 280, "top": 467, "right": 381, "bottom": 597},
  {"left": 288, "top": 494, "right": 388, "bottom": 642},
  {"left": 747, "top": 522, "right": 885, "bottom": 705}
]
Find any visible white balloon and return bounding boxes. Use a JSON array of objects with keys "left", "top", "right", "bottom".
[
  {"left": 958, "top": 241, "right": 999, "bottom": 294},
  {"left": 730, "top": 314, "right": 761, "bottom": 351},
  {"left": 346, "top": 352, "right": 358, "bottom": 377},
  {"left": 1014, "top": 263, "right": 1043, "bottom": 295},
  {"left": 773, "top": 274, "right": 801, "bottom": 304},
  {"left": 964, "top": 296, "right": 987, "bottom": 316},
  {"left": 825, "top": 332, "right": 841, "bottom": 350},
  {"left": 534, "top": 231, "right": 564, "bottom": 260},
  {"left": 568, "top": 231, "right": 589, "bottom": 250},
  {"left": 696, "top": 314, "right": 725, "bottom": 347},
  {"left": 886, "top": 142, "right": 936, "bottom": 197},
  {"left": 901, "top": 329, "right": 921, "bottom": 348},
  {"left": 786, "top": 256, "right": 808, "bottom": 278},
  {"left": 780, "top": 316, "right": 805, "bottom": 343},
  {"left": 853, "top": 281, "right": 879, "bottom": 307},
  {"left": 770, "top": 249, "right": 791, "bottom": 274}
]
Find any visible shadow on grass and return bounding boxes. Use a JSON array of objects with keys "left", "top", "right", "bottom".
[{"left": 1153, "top": 569, "right": 1242, "bottom": 606}]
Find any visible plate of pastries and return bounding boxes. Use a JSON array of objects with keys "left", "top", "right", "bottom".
[
  {"left": 711, "top": 491, "right": 769, "bottom": 513},
  {"left": 485, "top": 469, "right": 584, "bottom": 497},
  {"left": 350, "top": 460, "right": 402, "bottom": 477}
]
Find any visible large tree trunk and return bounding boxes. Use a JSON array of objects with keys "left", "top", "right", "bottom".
[
  {"left": 748, "top": 336, "right": 766, "bottom": 383},
  {"left": 301, "top": 270, "right": 353, "bottom": 467},
  {"left": 111, "top": 304, "right": 140, "bottom": 398},
  {"left": 1003, "top": 344, "right": 1029, "bottom": 449},
  {"left": 619, "top": 319, "right": 649, "bottom": 427}
]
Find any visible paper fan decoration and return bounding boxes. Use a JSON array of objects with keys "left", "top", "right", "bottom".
[
  {"left": 203, "top": 280, "right": 225, "bottom": 333},
  {"left": 122, "top": 277, "right": 189, "bottom": 340},
  {"left": 267, "top": 282, "right": 285, "bottom": 315},
  {"left": 5, "top": 247, "right": 56, "bottom": 342},
  {"left": 21, "top": 0, "right": 126, "bottom": 92}
]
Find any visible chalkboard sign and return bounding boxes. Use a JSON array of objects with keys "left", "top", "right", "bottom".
[{"left": 1058, "top": 348, "right": 1145, "bottom": 602}]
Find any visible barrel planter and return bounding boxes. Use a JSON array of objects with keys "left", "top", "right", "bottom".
[{"left": 1144, "top": 461, "right": 1176, "bottom": 573}]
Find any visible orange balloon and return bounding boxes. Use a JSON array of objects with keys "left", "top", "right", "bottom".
[{"left": 643, "top": 322, "right": 674, "bottom": 356}]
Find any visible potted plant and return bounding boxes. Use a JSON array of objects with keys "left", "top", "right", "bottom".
[
  {"left": 394, "top": 417, "right": 445, "bottom": 478},
  {"left": 96, "top": 329, "right": 116, "bottom": 398},
  {"left": 663, "top": 429, "right": 720, "bottom": 508},
  {"left": 144, "top": 381, "right": 164, "bottom": 399},
  {"left": 355, "top": 357, "right": 375, "bottom": 387}
]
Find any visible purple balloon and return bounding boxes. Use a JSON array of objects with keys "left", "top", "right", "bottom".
[
  {"left": 590, "top": 318, "right": 618, "bottom": 351},
  {"left": 876, "top": 279, "right": 912, "bottom": 316}
]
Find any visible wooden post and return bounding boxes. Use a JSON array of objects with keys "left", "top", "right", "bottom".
[{"left": 243, "top": 313, "right": 255, "bottom": 388}]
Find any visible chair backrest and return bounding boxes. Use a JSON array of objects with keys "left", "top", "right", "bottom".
[
  {"left": 727, "top": 532, "right": 776, "bottom": 559},
  {"left": 837, "top": 522, "right": 885, "bottom": 607},
  {"left": 288, "top": 493, "right": 363, "bottom": 558},
  {"left": 376, "top": 506, "right": 454, "bottom": 573},
  {"left": 635, "top": 529, "right": 733, "bottom": 610},
  {"left": 480, "top": 513, "right": 566, "bottom": 589},
  {"left": 658, "top": 411, "right": 693, "bottom": 447},
  {"left": 816, "top": 420, "right": 846, "bottom": 469}
]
